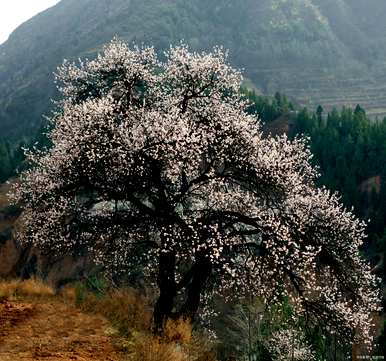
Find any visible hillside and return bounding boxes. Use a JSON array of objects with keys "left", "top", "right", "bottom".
[{"left": 1, "top": 0, "right": 386, "bottom": 137}]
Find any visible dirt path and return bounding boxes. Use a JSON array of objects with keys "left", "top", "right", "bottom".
[{"left": 0, "top": 300, "right": 124, "bottom": 361}]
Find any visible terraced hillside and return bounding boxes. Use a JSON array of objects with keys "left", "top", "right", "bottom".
[
  {"left": 270, "top": 67, "right": 386, "bottom": 118},
  {"left": 1, "top": 0, "right": 386, "bottom": 137}
]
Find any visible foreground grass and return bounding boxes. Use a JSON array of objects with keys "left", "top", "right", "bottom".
[
  {"left": 0, "top": 278, "right": 54, "bottom": 301},
  {"left": 67, "top": 282, "right": 218, "bottom": 361},
  {"left": 0, "top": 278, "right": 217, "bottom": 361}
]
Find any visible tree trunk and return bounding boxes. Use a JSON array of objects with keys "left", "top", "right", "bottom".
[
  {"left": 179, "top": 255, "right": 212, "bottom": 321},
  {"left": 153, "top": 250, "right": 176, "bottom": 332},
  {"left": 153, "top": 250, "right": 212, "bottom": 331}
]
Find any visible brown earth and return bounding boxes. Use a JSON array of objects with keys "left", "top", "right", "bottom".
[{"left": 0, "top": 300, "right": 124, "bottom": 361}]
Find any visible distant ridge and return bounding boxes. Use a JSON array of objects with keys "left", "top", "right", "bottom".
[{"left": 1, "top": 0, "right": 386, "bottom": 137}]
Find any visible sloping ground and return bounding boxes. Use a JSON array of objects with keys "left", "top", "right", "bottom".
[
  {"left": 0, "top": 300, "right": 123, "bottom": 361},
  {"left": 263, "top": 66, "right": 386, "bottom": 118}
]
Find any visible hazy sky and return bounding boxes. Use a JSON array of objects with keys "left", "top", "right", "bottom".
[{"left": 0, "top": 0, "right": 60, "bottom": 44}]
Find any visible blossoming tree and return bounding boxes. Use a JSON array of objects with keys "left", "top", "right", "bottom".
[
  {"left": 12, "top": 39, "right": 380, "bottom": 338},
  {"left": 268, "top": 329, "right": 316, "bottom": 361}
]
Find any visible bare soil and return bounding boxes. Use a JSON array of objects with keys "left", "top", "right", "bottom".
[{"left": 0, "top": 300, "right": 124, "bottom": 361}]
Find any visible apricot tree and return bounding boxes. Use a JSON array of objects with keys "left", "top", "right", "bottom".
[{"left": 12, "top": 40, "right": 380, "bottom": 338}]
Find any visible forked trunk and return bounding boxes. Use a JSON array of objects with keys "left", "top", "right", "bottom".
[{"left": 153, "top": 251, "right": 212, "bottom": 332}]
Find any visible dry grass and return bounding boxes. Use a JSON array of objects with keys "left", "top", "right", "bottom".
[
  {"left": 76, "top": 288, "right": 152, "bottom": 336},
  {"left": 68, "top": 286, "right": 218, "bottom": 361},
  {"left": 0, "top": 278, "right": 54, "bottom": 301},
  {"left": 60, "top": 284, "right": 77, "bottom": 302},
  {"left": 125, "top": 318, "right": 217, "bottom": 361},
  {"left": 127, "top": 334, "right": 187, "bottom": 361},
  {"left": 163, "top": 318, "right": 192, "bottom": 344},
  {"left": 125, "top": 331, "right": 218, "bottom": 361}
]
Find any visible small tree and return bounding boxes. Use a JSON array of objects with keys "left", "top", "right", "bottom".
[
  {"left": 316, "top": 105, "right": 323, "bottom": 125},
  {"left": 12, "top": 40, "right": 380, "bottom": 338},
  {"left": 268, "top": 329, "right": 316, "bottom": 361}
]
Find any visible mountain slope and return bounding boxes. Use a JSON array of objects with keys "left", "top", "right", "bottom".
[{"left": 1, "top": 0, "right": 386, "bottom": 137}]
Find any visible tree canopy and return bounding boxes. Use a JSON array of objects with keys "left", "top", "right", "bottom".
[{"left": 12, "top": 39, "right": 380, "bottom": 338}]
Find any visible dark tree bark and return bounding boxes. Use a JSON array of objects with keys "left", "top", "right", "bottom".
[
  {"left": 153, "top": 250, "right": 212, "bottom": 331},
  {"left": 179, "top": 255, "right": 212, "bottom": 321},
  {"left": 153, "top": 250, "right": 177, "bottom": 332}
]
